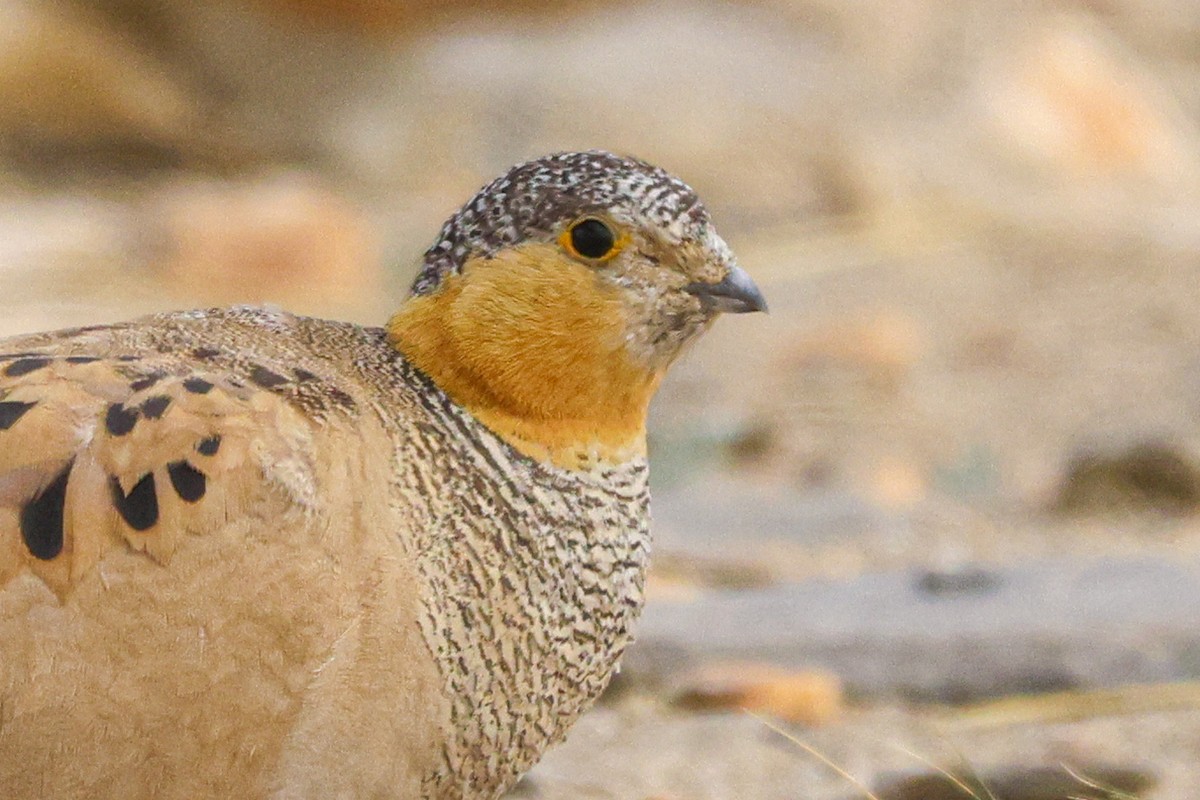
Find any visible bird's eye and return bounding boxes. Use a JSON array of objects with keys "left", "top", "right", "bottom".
[{"left": 563, "top": 218, "right": 619, "bottom": 260}]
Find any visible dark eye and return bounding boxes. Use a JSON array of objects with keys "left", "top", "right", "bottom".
[{"left": 567, "top": 218, "right": 617, "bottom": 260}]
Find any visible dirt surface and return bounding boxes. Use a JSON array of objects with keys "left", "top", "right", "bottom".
[
  {"left": 3, "top": 1, "right": 1200, "bottom": 797},
  {"left": 519, "top": 701, "right": 1195, "bottom": 799}
]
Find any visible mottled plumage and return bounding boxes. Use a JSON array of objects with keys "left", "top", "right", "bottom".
[
  {"left": 0, "top": 152, "right": 764, "bottom": 799},
  {"left": 414, "top": 150, "right": 715, "bottom": 294}
]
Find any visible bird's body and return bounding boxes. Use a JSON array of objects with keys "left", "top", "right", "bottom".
[{"left": 0, "top": 151, "right": 763, "bottom": 798}]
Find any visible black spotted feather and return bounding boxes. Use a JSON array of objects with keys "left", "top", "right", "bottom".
[{"left": 0, "top": 341, "right": 320, "bottom": 598}]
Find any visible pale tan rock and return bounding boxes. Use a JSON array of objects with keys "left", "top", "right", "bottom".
[
  {"left": 251, "top": 0, "right": 605, "bottom": 33},
  {"left": 979, "top": 15, "right": 1200, "bottom": 191},
  {"left": 148, "top": 173, "right": 381, "bottom": 317},
  {"left": 0, "top": 0, "right": 196, "bottom": 152},
  {"left": 869, "top": 456, "right": 927, "bottom": 509},
  {"left": 671, "top": 661, "right": 844, "bottom": 727}
]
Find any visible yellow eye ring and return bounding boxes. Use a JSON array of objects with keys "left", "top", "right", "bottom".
[{"left": 559, "top": 217, "right": 626, "bottom": 262}]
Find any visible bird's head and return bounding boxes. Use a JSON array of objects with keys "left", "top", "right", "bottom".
[{"left": 388, "top": 151, "right": 765, "bottom": 470}]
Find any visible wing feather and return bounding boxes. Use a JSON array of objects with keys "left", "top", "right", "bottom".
[{"left": 0, "top": 345, "right": 319, "bottom": 599}]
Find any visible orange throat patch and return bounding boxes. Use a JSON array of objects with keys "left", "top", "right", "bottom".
[{"left": 387, "top": 244, "right": 662, "bottom": 471}]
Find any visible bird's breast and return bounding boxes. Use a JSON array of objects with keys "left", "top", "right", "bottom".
[{"left": 384, "top": 387, "right": 651, "bottom": 796}]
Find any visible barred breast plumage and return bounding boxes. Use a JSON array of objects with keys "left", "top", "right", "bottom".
[{"left": 0, "top": 151, "right": 765, "bottom": 799}]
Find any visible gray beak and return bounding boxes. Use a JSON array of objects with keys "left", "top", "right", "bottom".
[{"left": 685, "top": 265, "right": 768, "bottom": 314}]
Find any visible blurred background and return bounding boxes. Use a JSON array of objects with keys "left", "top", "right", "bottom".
[{"left": 4, "top": 0, "right": 1200, "bottom": 797}]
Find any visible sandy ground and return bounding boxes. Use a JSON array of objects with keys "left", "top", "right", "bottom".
[{"left": 520, "top": 701, "right": 1196, "bottom": 799}]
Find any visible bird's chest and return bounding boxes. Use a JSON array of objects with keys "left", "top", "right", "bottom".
[{"left": 404, "top": 445, "right": 650, "bottom": 798}]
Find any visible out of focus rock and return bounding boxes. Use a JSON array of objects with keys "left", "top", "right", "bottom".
[
  {"left": 254, "top": 0, "right": 605, "bottom": 33},
  {"left": 254, "top": 0, "right": 436, "bottom": 31},
  {"left": 648, "top": 552, "right": 776, "bottom": 594},
  {"left": 669, "top": 661, "right": 843, "bottom": 727},
  {"left": 869, "top": 457, "right": 927, "bottom": 509},
  {"left": 650, "top": 477, "right": 897, "bottom": 582},
  {"left": 979, "top": 15, "right": 1200, "bottom": 192},
  {"left": 0, "top": 0, "right": 197, "bottom": 169},
  {"left": 723, "top": 417, "right": 780, "bottom": 466},
  {"left": 873, "top": 763, "right": 1156, "bottom": 800},
  {"left": 643, "top": 569, "right": 704, "bottom": 604},
  {"left": 147, "top": 173, "right": 381, "bottom": 317},
  {"left": 915, "top": 565, "right": 1003, "bottom": 599},
  {"left": 1052, "top": 441, "right": 1200, "bottom": 517},
  {"left": 628, "top": 557, "right": 1200, "bottom": 702}
]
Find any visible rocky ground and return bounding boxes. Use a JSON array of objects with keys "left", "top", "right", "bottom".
[{"left": 4, "top": 1, "right": 1200, "bottom": 797}]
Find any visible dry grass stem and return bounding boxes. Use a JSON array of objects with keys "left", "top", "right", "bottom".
[{"left": 745, "top": 710, "right": 882, "bottom": 800}]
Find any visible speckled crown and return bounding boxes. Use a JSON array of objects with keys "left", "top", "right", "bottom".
[{"left": 411, "top": 151, "right": 708, "bottom": 295}]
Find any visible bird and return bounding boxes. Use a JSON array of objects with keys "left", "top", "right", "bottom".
[{"left": 0, "top": 150, "right": 765, "bottom": 799}]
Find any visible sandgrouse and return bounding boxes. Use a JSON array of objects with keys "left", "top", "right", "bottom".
[{"left": 0, "top": 151, "right": 765, "bottom": 799}]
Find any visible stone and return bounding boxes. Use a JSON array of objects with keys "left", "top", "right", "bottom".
[
  {"left": 148, "top": 173, "right": 381, "bottom": 316},
  {"left": 669, "top": 661, "right": 843, "bottom": 727},
  {"left": 626, "top": 557, "right": 1200, "bottom": 702}
]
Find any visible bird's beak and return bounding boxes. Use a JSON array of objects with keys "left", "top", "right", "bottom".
[{"left": 685, "top": 265, "right": 768, "bottom": 314}]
